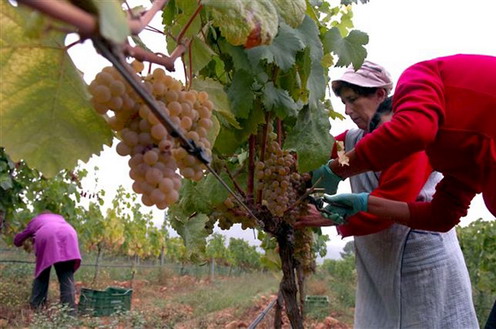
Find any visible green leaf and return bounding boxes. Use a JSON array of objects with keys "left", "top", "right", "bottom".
[
  {"left": 294, "top": 16, "right": 326, "bottom": 110},
  {"left": 164, "top": 0, "right": 202, "bottom": 54},
  {"left": 206, "top": 115, "right": 221, "bottom": 148},
  {"left": 227, "top": 70, "right": 255, "bottom": 119},
  {"left": 214, "top": 125, "right": 241, "bottom": 155},
  {"left": 184, "top": 36, "right": 217, "bottom": 74},
  {"left": 177, "top": 173, "right": 232, "bottom": 215},
  {"left": 0, "top": 173, "right": 13, "bottom": 190},
  {"left": 262, "top": 82, "right": 299, "bottom": 119},
  {"left": 246, "top": 22, "right": 305, "bottom": 71},
  {"left": 272, "top": 0, "right": 306, "bottom": 28},
  {"left": 322, "top": 27, "right": 368, "bottom": 69},
  {"left": 203, "top": 0, "right": 279, "bottom": 47},
  {"left": 169, "top": 209, "right": 208, "bottom": 257},
  {"left": 236, "top": 103, "right": 266, "bottom": 141},
  {"left": 162, "top": 0, "right": 176, "bottom": 26},
  {"left": 192, "top": 78, "right": 240, "bottom": 128},
  {"left": 94, "top": 0, "right": 130, "bottom": 43},
  {"left": 213, "top": 104, "right": 265, "bottom": 155},
  {"left": 219, "top": 39, "right": 252, "bottom": 72},
  {"left": 0, "top": 2, "right": 113, "bottom": 177},
  {"left": 284, "top": 105, "right": 333, "bottom": 172}
]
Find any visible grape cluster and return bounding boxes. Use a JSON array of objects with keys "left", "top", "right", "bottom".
[
  {"left": 220, "top": 196, "right": 256, "bottom": 230},
  {"left": 294, "top": 228, "right": 316, "bottom": 274},
  {"left": 255, "top": 130, "right": 302, "bottom": 219},
  {"left": 88, "top": 62, "right": 214, "bottom": 209}
]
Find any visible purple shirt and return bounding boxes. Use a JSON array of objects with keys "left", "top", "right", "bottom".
[{"left": 14, "top": 213, "right": 82, "bottom": 278}]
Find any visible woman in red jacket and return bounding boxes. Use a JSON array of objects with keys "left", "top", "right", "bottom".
[
  {"left": 310, "top": 54, "right": 496, "bottom": 232},
  {"left": 298, "top": 60, "right": 478, "bottom": 328}
]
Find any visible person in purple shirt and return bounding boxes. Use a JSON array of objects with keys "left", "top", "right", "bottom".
[{"left": 14, "top": 210, "right": 82, "bottom": 313}]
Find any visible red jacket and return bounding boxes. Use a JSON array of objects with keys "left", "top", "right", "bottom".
[
  {"left": 354, "top": 54, "right": 496, "bottom": 231},
  {"left": 333, "top": 132, "right": 432, "bottom": 237}
]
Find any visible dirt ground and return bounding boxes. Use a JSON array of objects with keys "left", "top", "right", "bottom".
[{"left": 0, "top": 271, "right": 352, "bottom": 329}]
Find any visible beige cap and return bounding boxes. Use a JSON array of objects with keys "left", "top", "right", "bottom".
[{"left": 332, "top": 61, "right": 393, "bottom": 94}]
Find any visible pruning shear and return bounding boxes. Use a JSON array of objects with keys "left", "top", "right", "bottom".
[
  {"left": 306, "top": 195, "right": 334, "bottom": 217},
  {"left": 306, "top": 195, "right": 350, "bottom": 225}
]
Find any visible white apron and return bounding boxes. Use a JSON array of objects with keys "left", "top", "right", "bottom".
[{"left": 345, "top": 129, "right": 478, "bottom": 329}]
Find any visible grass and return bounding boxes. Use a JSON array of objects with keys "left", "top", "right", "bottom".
[
  {"left": 1, "top": 245, "right": 355, "bottom": 328},
  {"left": 171, "top": 273, "right": 279, "bottom": 316}
]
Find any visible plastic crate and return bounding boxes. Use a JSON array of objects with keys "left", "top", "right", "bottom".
[
  {"left": 78, "top": 286, "right": 132, "bottom": 317},
  {"left": 305, "top": 295, "right": 330, "bottom": 311}
]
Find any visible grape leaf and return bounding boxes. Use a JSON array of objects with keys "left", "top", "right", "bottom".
[
  {"left": 272, "top": 0, "right": 306, "bottom": 28},
  {"left": 262, "top": 82, "right": 299, "bottom": 119},
  {"left": 322, "top": 27, "right": 368, "bottom": 69},
  {"left": 203, "top": 0, "right": 279, "bottom": 48},
  {"left": 185, "top": 36, "right": 217, "bottom": 74},
  {"left": 236, "top": 103, "right": 266, "bottom": 142},
  {"left": 162, "top": 0, "right": 176, "bottom": 26},
  {"left": 0, "top": 2, "right": 113, "bottom": 177},
  {"left": 214, "top": 127, "right": 241, "bottom": 155},
  {"left": 294, "top": 16, "right": 326, "bottom": 111},
  {"left": 169, "top": 206, "right": 208, "bottom": 257},
  {"left": 192, "top": 78, "right": 240, "bottom": 128},
  {"left": 213, "top": 105, "right": 265, "bottom": 155},
  {"left": 227, "top": 70, "right": 255, "bottom": 119},
  {"left": 164, "top": 0, "right": 202, "bottom": 54},
  {"left": 176, "top": 173, "right": 232, "bottom": 215},
  {"left": 284, "top": 105, "right": 334, "bottom": 173},
  {"left": 93, "top": 0, "right": 130, "bottom": 43},
  {"left": 206, "top": 115, "right": 220, "bottom": 148},
  {"left": 219, "top": 39, "right": 252, "bottom": 72},
  {"left": 246, "top": 22, "right": 305, "bottom": 72}
]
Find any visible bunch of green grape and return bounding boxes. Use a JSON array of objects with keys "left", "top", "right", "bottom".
[
  {"left": 255, "top": 129, "right": 302, "bottom": 218},
  {"left": 294, "top": 228, "right": 316, "bottom": 274},
  {"left": 215, "top": 196, "right": 257, "bottom": 231},
  {"left": 88, "top": 61, "right": 214, "bottom": 209}
]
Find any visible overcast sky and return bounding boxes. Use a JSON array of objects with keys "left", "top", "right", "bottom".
[{"left": 70, "top": 0, "right": 496, "bottom": 259}]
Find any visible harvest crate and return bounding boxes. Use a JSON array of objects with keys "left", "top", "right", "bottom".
[
  {"left": 78, "top": 286, "right": 132, "bottom": 317},
  {"left": 305, "top": 295, "right": 330, "bottom": 311}
]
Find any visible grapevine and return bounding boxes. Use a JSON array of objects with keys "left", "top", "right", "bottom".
[
  {"left": 3, "top": 0, "right": 369, "bottom": 327},
  {"left": 88, "top": 62, "right": 214, "bottom": 209}
]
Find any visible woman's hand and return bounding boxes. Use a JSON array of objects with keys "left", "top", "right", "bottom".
[
  {"left": 309, "top": 160, "right": 344, "bottom": 194},
  {"left": 323, "top": 192, "right": 369, "bottom": 219},
  {"left": 293, "top": 204, "right": 338, "bottom": 229},
  {"left": 22, "top": 238, "right": 33, "bottom": 253}
]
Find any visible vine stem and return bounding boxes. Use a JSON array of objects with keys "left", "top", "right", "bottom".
[
  {"left": 223, "top": 165, "right": 246, "bottom": 199},
  {"left": 257, "top": 112, "right": 270, "bottom": 204},
  {"left": 277, "top": 225, "right": 304, "bottom": 329},
  {"left": 18, "top": 0, "right": 96, "bottom": 37},
  {"left": 176, "top": 3, "right": 204, "bottom": 44},
  {"left": 128, "top": 0, "right": 169, "bottom": 35},
  {"left": 17, "top": 0, "right": 183, "bottom": 71},
  {"left": 276, "top": 118, "right": 283, "bottom": 145},
  {"left": 247, "top": 135, "right": 256, "bottom": 203},
  {"left": 123, "top": 43, "right": 186, "bottom": 72}
]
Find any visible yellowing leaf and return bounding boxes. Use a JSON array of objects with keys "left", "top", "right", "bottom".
[
  {"left": 336, "top": 140, "right": 350, "bottom": 166},
  {"left": 203, "top": 0, "right": 278, "bottom": 48},
  {"left": 272, "top": 0, "right": 306, "bottom": 28},
  {"left": 0, "top": 2, "right": 113, "bottom": 177}
]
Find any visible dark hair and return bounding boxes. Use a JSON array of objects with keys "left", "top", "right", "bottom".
[
  {"left": 333, "top": 81, "right": 379, "bottom": 97},
  {"left": 369, "top": 96, "right": 393, "bottom": 132}
]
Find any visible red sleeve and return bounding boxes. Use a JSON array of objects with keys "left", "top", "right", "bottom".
[
  {"left": 338, "top": 151, "right": 433, "bottom": 237},
  {"left": 407, "top": 176, "right": 477, "bottom": 232},
  {"left": 354, "top": 60, "right": 445, "bottom": 171}
]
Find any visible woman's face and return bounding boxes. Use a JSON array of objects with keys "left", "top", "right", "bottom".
[{"left": 339, "top": 87, "right": 386, "bottom": 130}]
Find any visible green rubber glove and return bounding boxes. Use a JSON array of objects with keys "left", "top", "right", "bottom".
[
  {"left": 310, "top": 160, "right": 343, "bottom": 195},
  {"left": 323, "top": 192, "right": 369, "bottom": 221}
]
